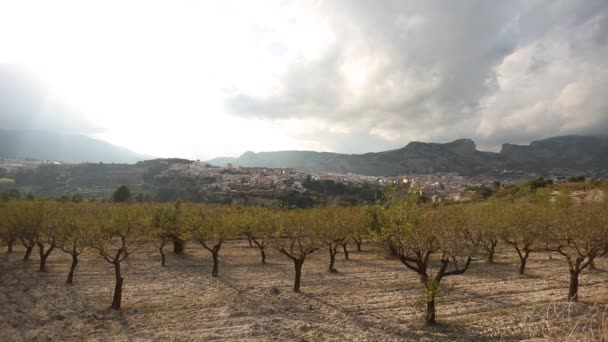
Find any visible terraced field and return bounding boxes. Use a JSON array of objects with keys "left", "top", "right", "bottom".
[{"left": 1, "top": 242, "right": 607, "bottom": 341}]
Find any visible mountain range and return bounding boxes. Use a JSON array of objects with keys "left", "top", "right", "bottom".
[
  {"left": 207, "top": 135, "right": 608, "bottom": 177},
  {"left": 0, "top": 128, "right": 150, "bottom": 164},
  {"left": 2, "top": 127, "right": 607, "bottom": 177}
]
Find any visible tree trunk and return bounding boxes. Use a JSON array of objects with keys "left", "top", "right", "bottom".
[
  {"left": 388, "top": 242, "right": 400, "bottom": 257},
  {"left": 568, "top": 269, "right": 580, "bottom": 302},
  {"left": 422, "top": 275, "right": 440, "bottom": 325},
  {"left": 160, "top": 245, "right": 166, "bottom": 267},
  {"left": 247, "top": 235, "right": 253, "bottom": 248},
  {"left": 111, "top": 260, "right": 123, "bottom": 310},
  {"left": 341, "top": 242, "right": 349, "bottom": 260},
  {"left": 211, "top": 250, "right": 219, "bottom": 277},
  {"left": 37, "top": 242, "right": 54, "bottom": 272},
  {"left": 67, "top": 253, "right": 78, "bottom": 284},
  {"left": 24, "top": 245, "right": 33, "bottom": 261},
  {"left": 518, "top": 256, "right": 528, "bottom": 274},
  {"left": 426, "top": 293, "right": 436, "bottom": 325},
  {"left": 38, "top": 243, "right": 46, "bottom": 271},
  {"left": 121, "top": 237, "right": 129, "bottom": 258},
  {"left": 328, "top": 246, "right": 337, "bottom": 273},
  {"left": 293, "top": 258, "right": 304, "bottom": 292},
  {"left": 354, "top": 238, "right": 362, "bottom": 252},
  {"left": 172, "top": 238, "right": 185, "bottom": 254},
  {"left": 252, "top": 238, "right": 266, "bottom": 264},
  {"left": 487, "top": 240, "right": 497, "bottom": 263},
  {"left": 7, "top": 237, "right": 15, "bottom": 253}
]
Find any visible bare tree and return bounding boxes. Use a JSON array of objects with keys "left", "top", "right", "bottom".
[
  {"left": 150, "top": 201, "right": 184, "bottom": 267},
  {"left": 320, "top": 206, "right": 350, "bottom": 272},
  {"left": 185, "top": 205, "right": 237, "bottom": 277},
  {"left": 35, "top": 201, "right": 65, "bottom": 272},
  {"left": 380, "top": 193, "right": 482, "bottom": 325},
  {"left": 348, "top": 206, "right": 368, "bottom": 254},
  {"left": 238, "top": 206, "right": 278, "bottom": 264},
  {"left": 6, "top": 200, "right": 45, "bottom": 261},
  {"left": 55, "top": 204, "right": 92, "bottom": 284},
  {"left": 500, "top": 203, "right": 547, "bottom": 274},
  {"left": 548, "top": 202, "right": 608, "bottom": 302},
  {"left": 466, "top": 203, "right": 501, "bottom": 263},
  {"left": 269, "top": 210, "right": 321, "bottom": 292},
  {"left": 331, "top": 205, "right": 367, "bottom": 260},
  {"left": 90, "top": 204, "right": 149, "bottom": 310},
  {"left": 0, "top": 203, "right": 17, "bottom": 253}
]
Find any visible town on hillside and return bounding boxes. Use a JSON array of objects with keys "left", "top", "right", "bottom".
[{"left": 2, "top": 157, "right": 596, "bottom": 205}]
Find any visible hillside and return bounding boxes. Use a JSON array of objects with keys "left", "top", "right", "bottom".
[
  {"left": 0, "top": 128, "right": 150, "bottom": 163},
  {"left": 499, "top": 135, "right": 608, "bottom": 171},
  {"left": 208, "top": 135, "right": 608, "bottom": 177},
  {"left": 208, "top": 139, "right": 496, "bottom": 176}
]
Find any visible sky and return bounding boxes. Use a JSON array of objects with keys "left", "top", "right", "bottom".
[{"left": 0, "top": 0, "right": 607, "bottom": 160}]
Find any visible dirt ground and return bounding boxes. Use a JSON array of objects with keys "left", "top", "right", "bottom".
[{"left": 1, "top": 241, "right": 607, "bottom": 341}]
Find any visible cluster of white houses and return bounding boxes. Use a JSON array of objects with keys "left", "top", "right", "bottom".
[{"left": 163, "top": 162, "right": 510, "bottom": 201}]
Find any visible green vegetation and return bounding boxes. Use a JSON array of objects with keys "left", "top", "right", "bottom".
[
  {"left": 567, "top": 175, "right": 586, "bottom": 182},
  {"left": 112, "top": 185, "right": 131, "bottom": 203},
  {"left": 1, "top": 188, "right": 21, "bottom": 201},
  {"left": 2, "top": 159, "right": 382, "bottom": 206},
  {"left": 527, "top": 177, "right": 554, "bottom": 190},
  {"left": 0, "top": 179, "right": 607, "bottom": 326},
  {"left": 0, "top": 177, "right": 15, "bottom": 186},
  {"left": 465, "top": 184, "right": 494, "bottom": 199}
]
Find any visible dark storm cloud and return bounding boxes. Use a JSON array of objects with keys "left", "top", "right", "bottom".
[
  {"left": 0, "top": 65, "right": 97, "bottom": 134},
  {"left": 225, "top": 0, "right": 608, "bottom": 152}
]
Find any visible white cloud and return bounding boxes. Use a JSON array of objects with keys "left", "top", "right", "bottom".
[
  {"left": 226, "top": 0, "right": 608, "bottom": 151},
  {"left": 0, "top": 0, "right": 607, "bottom": 159}
]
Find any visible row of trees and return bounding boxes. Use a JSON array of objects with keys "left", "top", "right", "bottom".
[
  {"left": 374, "top": 191, "right": 608, "bottom": 324},
  {"left": 0, "top": 201, "right": 369, "bottom": 308},
  {"left": 1, "top": 195, "right": 607, "bottom": 325}
]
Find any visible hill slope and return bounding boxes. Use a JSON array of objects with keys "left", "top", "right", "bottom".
[
  {"left": 499, "top": 135, "right": 608, "bottom": 171},
  {"left": 208, "top": 135, "right": 608, "bottom": 176},
  {"left": 0, "top": 128, "right": 150, "bottom": 163}
]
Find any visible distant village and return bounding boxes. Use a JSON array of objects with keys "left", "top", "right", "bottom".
[
  {"left": 151, "top": 160, "right": 541, "bottom": 202},
  {"left": 0, "top": 157, "right": 579, "bottom": 202}
]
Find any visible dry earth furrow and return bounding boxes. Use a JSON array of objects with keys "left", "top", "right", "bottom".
[{"left": 2, "top": 242, "right": 607, "bottom": 341}]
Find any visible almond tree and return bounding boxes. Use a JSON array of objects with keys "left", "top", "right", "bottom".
[
  {"left": 466, "top": 203, "right": 501, "bottom": 263},
  {"left": 366, "top": 204, "right": 386, "bottom": 249},
  {"left": 236, "top": 206, "right": 258, "bottom": 251},
  {"left": 320, "top": 206, "right": 350, "bottom": 272},
  {"left": 348, "top": 206, "right": 369, "bottom": 254},
  {"left": 500, "top": 202, "right": 548, "bottom": 274},
  {"left": 332, "top": 205, "right": 367, "bottom": 260},
  {"left": 239, "top": 206, "right": 278, "bottom": 264},
  {"left": 150, "top": 201, "right": 184, "bottom": 267},
  {"left": 90, "top": 204, "right": 149, "bottom": 310},
  {"left": 548, "top": 202, "right": 608, "bottom": 302},
  {"left": 250, "top": 207, "right": 277, "bottom": 264},
  {"left": 185, "top": 205, "right": 237, "bottom": 277},
  {"left": 380, "top": 195, "right": 482, "bottom": 325},
  {"left": 58, "top": 203, "right": 93, "bottom": 284},
  {"left": 269, "top": 209, "right": 321, "bottom": 292},
  {"left": 36, "top": 201, "right": 61, "bottom": 272},
  {"left": 239, "top": 209, "right": 255, "bottom": 248},
  {"left": 168, "top": 201, "right": 187, "bottom": 255},
  {"left": 0, "top": 203, "right": 17, "bottom": 253},
  {"left": 7, "top": 200, "right": 45, "bottom": 261}
]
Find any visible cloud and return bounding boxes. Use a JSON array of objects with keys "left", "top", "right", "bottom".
[
  {"left": 225, "top": 0, "right": 608, "bottom": 151},
  {"left": 0, "top": 65, "right": 99, "bottom": 134},
  {"left": 2, "top": 1, "right": 606, "bottom": 158}
]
